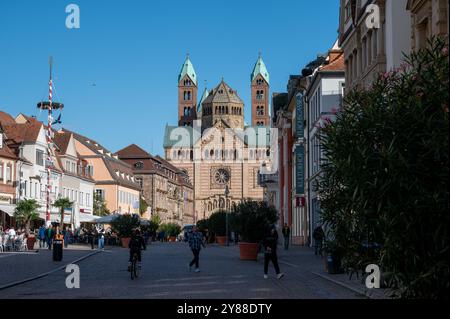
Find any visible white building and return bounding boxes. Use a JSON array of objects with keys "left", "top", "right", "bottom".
[
  {"left": 1, "top": 112, "right": 95, "bottom": 228},
  {"left": 54, "top": 130, "right": 95, "bottom": 228},
  {"left": 304, "top": 43, "right": 345, "bottom": 245}
]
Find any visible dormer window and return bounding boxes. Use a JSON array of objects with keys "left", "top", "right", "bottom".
[{"left": 134, "top": 162, "right": 144, "bottom": 169}]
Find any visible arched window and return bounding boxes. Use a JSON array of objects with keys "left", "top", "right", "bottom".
[
  {"left": 239, "top": 108, "right": 242, "bottom": 115},
  {"left": 208, "top": 202, "right": 212, "bottom": 211},
  {"left": 226, "top": 106, "right": 229, "bottom": 114},
  {"left": 215, "top": 106, "right": 218, "bottom": 114},
  {"left": 173, "top": 150, "right": 177, "bottom": 159},
  {"left": 210, "top": 149, "right": 214, "bottom": 156},
  {"left": 190, "top": 150, "right": 193, "bottom": 160}
]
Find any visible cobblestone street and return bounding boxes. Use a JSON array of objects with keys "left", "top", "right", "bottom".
[{"left": 0, "top": 242, "right": 387, "bottom": 299}]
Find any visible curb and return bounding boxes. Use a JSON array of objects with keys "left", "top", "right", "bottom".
[
  {"left": 0, "top": 250, "right": 101, "bottom": 291},
  {"left": 311, "top": 271, "right": 386, "bottom": 299}
]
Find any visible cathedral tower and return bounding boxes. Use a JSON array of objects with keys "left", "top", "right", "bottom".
[
  {"left": 251, "top": 54, "right": 270, "bottom": 127},
  {"left": 178, "top": 54, "right": 198, "bottom": 126}
]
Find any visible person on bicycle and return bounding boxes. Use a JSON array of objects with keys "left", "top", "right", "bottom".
[{"left": 128, "top": 228, "right": 146, "bottom": 271}]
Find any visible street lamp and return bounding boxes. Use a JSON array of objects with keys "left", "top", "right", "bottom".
[{"left": 225, "top": 185, "right": 230, "bottom": 246}]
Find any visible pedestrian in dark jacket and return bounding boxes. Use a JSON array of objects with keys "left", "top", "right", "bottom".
[
  {"left": 282, "top": 224, "right": 291, "bottom": 250},
  {"left": 313, "top": 225, "right": 325, "bottom": 256},
  {"left": 187, "top": 226, "right": 205, "bottom": 272},
  {"left": 263, "top": 227, "right": 284, "bottom": 279},
  {"left": 45, "top": 225, "right": 55, "bottom": 250},
  {"left": 87, "top": 229, "right": 95, "bottom": 249}
]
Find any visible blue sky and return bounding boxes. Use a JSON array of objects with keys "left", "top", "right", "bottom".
[{"left": 0, "top": 0, "right": 339, "bottom": 156}]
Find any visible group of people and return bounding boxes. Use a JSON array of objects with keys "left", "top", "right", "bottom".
[
  {"left": 37, "top": 224, "right": 73, "bottom": 250},
  {"left": 124, "top": 222, "right": 326, "bottom": 280}
]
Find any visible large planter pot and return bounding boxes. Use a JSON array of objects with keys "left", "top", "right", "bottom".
[
  {"left": 216, "top": 236, "right": 226, "bottom": 246},
  {"left": 239, "top": 242, "right": 259, "bottom": 261},
  {"left": 26, "top": 236, "right": 36, "bottom": 250},
  {"left": 121, "top": 237, "right": 131, "bottom": 248},
  {"left": 168, "top": 236, "right": 176, "bottom": 242}
]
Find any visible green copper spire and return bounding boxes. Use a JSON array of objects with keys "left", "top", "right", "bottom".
[
  {"left": 178, "top": 54, "right": 197, "bottom": 85},
  {"left": 251, "top": 53, "right": 270, "bottom": 84},
  {"left": 197, "top": 86, "right": 209, "bottom": 114}
]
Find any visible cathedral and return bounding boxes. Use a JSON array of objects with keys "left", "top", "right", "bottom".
[{"left": 163, "top": 55, "right": 274, "bottom": 221}]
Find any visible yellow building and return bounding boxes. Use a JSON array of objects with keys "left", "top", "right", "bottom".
[{"left": 63, "top": 129, "right": 141, "bottom": 215}]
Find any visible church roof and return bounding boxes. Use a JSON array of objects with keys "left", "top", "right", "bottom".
[
  {"left": 251, "top": 55, "right": 270, "bottom": 84},
  {"left": 178, "top": 55, "right": 197, "bottom": 85},
  {"left": 197, "top": 87, "right": 209, "bottom": 114},
  {"left": 163, "top": 121, "right": 271, "bottom": 149},
  {"left": 202, "top": 80, "right": 243, "bottom": 104}
]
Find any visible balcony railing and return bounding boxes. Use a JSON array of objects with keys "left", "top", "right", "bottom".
[{"left": 258, "top": 173, "right": 278, "bottom": 186}]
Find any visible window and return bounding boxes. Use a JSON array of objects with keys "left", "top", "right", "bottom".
[
  {"left": 136, "top": 177, "right": 143, "bottom": 188},
  {"left": 344, "top": 1, "right": 351, "bottom": 21},
  {"left": 86, "top": 193, "right": 90, "bottom": 206},
  {"left": 0, "top": 162, "right": 3, "bottom": 180},
  {"left": 80, "top": 192, "right": 83, "bottom": 205},
  {"left": 36, "top": 150, "right": 44, "bottom": 166},
  {"left": 72, "top": 163, "right": 76, "bottom": 173},
  {"left": 95, "top": 189, "right": 105, "bottom": 201}
]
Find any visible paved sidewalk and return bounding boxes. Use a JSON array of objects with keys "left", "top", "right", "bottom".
[
  {"left": 228, "top": 243, "right": 390, "bottom": 299},
  {"left": 0, "top": 244, "right": 100, "bottom": 288}
]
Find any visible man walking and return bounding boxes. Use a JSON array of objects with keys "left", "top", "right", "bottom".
[
  {"left": 282, "top": 223, "right": 291, "bottom": 250},
  {"left": 187, "top": 226, "right": 205, "bottom": 273},
  {"left": 313, "top": 224, "right": 325, "bottom": 256},
  {"left": 38, "top": 224, "right": 46, "bottom": 248},
  {"left": 45, "top": 225, "right": 55, "bottom": 250},
  {"left": 97, "top": 227, "right": 105, "bottom": 250}
]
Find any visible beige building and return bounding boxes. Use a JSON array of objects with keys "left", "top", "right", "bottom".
[
  {"left": 163, "top": 56, "right": 274, "bottom": 220},
  {"left": 339, "top": 0, "right": 448, "bottom": 91},
  {"left": 63, "top": 129, "right": 141, "bottom": 215},
  {"left": 116, "top": 144, "right": 194, "bottom": 225},
  {"left": 407, "top": 0, "right": 448, "bottom": 51}
]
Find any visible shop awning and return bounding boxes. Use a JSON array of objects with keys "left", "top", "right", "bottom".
[
  {"left": 0, "top": 204, "right": 16, "bottom": 217},
  {"left": 78, "top": 214, "right": 101, "bottom": 223}
]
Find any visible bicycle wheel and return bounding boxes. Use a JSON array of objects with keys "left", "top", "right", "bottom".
[
  {"left": 131, "top": 256, "right": 136, "bottom": 280},
  {"left": 133, "top": 255, "right": 140, "bottom": 278}
]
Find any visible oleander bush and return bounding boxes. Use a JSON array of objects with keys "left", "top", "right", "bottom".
[{"left": 317, "top": 38, "right": 449, "bottom": 299}]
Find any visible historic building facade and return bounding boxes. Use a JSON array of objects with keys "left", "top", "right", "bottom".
[
  {"left": 163, "top": 55, "right": 273, "bottom": 220},
  {"left": 116, "top": 144, "right": 194, "bottom": 225}
]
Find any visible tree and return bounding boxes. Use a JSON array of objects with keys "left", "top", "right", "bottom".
[
  {"left": 317, "top": 38, "right": 449, "bottom": 298},
  {"left": 14, "top": 199, "right": 40, "bottom": 234},
  {"left": 93, "top": 193, "right": 110, "bottom": 217},
  {"left": 53, "top": 197, "right": 73, "bottom": 229},
  {"left": 111, "top": 214, "right": 140, "bottom": 238}
]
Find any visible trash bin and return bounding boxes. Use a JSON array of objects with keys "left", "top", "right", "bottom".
[{"left": 53, "top": 238, "right": 63, "bottom": 261}]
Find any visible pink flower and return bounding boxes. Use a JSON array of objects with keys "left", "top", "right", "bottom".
[{"left": 442, "top": 46, "right": 449, "bottom": 56}]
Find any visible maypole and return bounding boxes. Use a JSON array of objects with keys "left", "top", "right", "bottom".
[{"left": 37, "top": 57, "right": 64, "bottom": 227}]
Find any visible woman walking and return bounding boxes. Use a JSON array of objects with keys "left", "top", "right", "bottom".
[{"left": 263, "top": 226, "right": 284, "bottom": 279}]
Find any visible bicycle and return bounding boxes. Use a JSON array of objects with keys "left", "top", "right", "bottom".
[{"left": 130, "top": 251, "right": 140, "bottom": 280}]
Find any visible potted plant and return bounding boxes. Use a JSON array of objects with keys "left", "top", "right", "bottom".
[
  {"left": 230, "top": 200, "right": 278, "bottom": 260},
  {"left": 14, "top": 199, "right": 41, "bottom": 250},
  {"left": 208, "top": 210, "right": 227, "bottom": 245},
  {"left": 111, "top": 214, "right": 140, "bottom": 248},
  {"left": 164, "top": 223, "right": 181, "bottom": 242}
]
